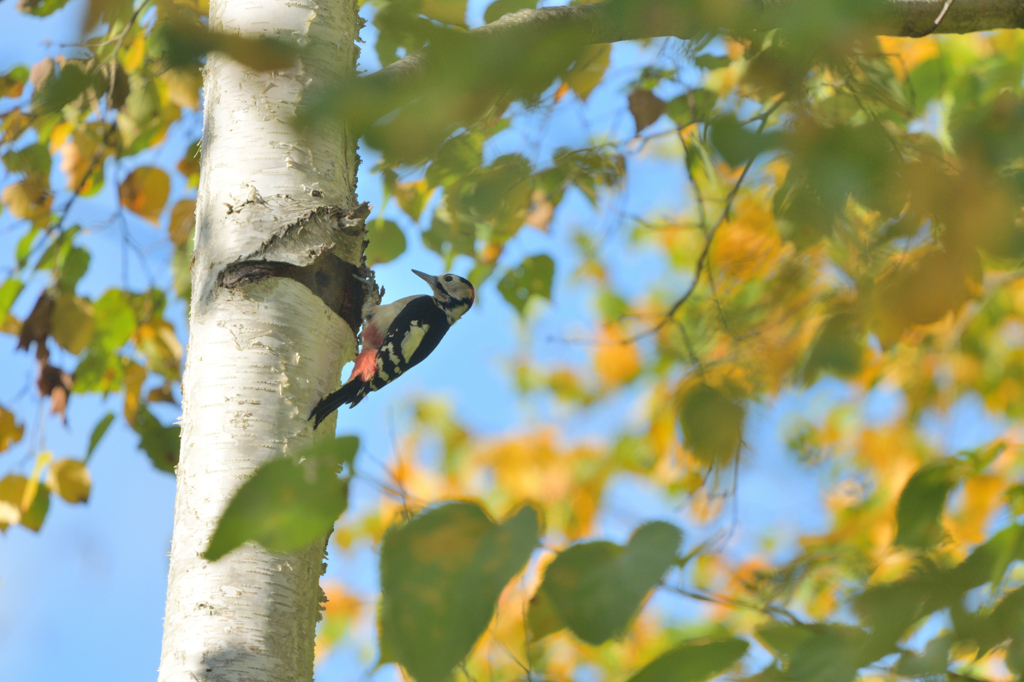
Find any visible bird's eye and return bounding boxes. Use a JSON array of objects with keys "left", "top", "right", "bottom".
[{"left": 444, "top": 276, "right": 453, "bottom": 282}]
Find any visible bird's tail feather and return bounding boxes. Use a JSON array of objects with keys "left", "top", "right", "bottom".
[{"left": 309, "top": 379, "right": 368, "bottom": 429}]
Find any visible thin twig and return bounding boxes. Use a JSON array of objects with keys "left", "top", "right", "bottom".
[
  {"left": 914, "top": 0, "right": 956, "bottom": 37},
  {"left": 631, "top": 98, "right": 786, "bottom": 342}
]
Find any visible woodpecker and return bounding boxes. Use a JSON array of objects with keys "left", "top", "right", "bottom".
[{"left": 309, "top": 269, "right": 475, "bottom": 429}]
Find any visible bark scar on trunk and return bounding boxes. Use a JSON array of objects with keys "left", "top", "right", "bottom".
[{"left": 218, "top": 202, "right": 375, "bottom": 334}]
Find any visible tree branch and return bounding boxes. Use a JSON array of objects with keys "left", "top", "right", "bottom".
[{"left": 363, "top": 0, "right": 1024, "bottom": 93}]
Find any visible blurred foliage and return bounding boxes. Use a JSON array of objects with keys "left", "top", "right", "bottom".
[{"left": 5, "top": 0, "right": 1024, "bottom": 681}]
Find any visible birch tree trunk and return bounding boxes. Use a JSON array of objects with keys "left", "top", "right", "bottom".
[{"left": 157, "top": 0, "right": 364, "bottom": 678}]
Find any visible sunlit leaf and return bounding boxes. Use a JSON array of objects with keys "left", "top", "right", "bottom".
[
  {"left": 420, "top": 0, "right": 467, "bottom": 25},
  {"left": 531, "top": 521, "right": 682, "bottom": 644},
  {"left": 0, "top": 279, "right": 24, "bottom": 328},
  {"left": 169, "top": 200, "right": 196, "bottom": 248},
  {"left": 204, "top": 436, "right": 358, "bottom": 561},
  {"left": 119, "top": 167, "right": 170, "bottom": 224},
  {"left": 46, "top": 459, "right": 91, "bottom": 503},
  {"left": 0, "top": 406, "right": 23, "bottom": 453},
  {"left": 91, "top": 290, "right": 137, "bottom": 352},
  {"left": 563, "top": 44, "right": 610, "bottom": 101},
  {"left": 51, "top": 294, "right": 95, "bottom": 355},
  {"left": 0, "top": 66, "right": 29, "bottom": 99},
  {"left": 379, "top": 501, "right": 540, "bottom": 682},
  {"left": 394, "top": 180, "right": 434, "bottom": 221},
  {"left": 18, "top": 0, "right": 71, "bottom": 16}
]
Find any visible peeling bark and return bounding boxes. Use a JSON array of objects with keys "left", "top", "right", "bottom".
[{"left": 157, "top": 0, "right": 362, "bottom": 677}]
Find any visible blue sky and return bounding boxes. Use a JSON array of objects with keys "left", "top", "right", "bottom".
[{"left": 0, "top": 2, "right": 1007, "bottom": 680}]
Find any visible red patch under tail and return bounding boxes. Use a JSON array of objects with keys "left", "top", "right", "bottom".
[{"left": 349, "top": 349, "right": 378, "bottom": 382}]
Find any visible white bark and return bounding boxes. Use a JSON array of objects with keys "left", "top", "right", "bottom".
[{"left": 158, "top": 0, "right": 360, "bottom": 677}]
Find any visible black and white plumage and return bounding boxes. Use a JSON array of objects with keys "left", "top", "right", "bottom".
[{"left": 309, "top": 269, "right": 475, "bottom": 429}]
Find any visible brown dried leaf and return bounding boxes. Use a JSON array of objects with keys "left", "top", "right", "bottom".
[
  {"left": 38, "top": 363, "right": 73, "bottom": 421},
  {"left": 17, "top": 292, "right": 53, "bottom": 353},
  {"left": 628, "top": 89, "right": 666, "bottom": 134}
]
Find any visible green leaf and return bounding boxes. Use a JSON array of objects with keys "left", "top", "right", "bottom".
[
  {"left": 625, "top": 637, "right": 749, "bottom": 682},
  {"left": 0, "top": 66, "right": 29, "bottom": 99},
  {"left": 895, "top": 460, "right": 960, "bottom": 549},
  {"left": 801, "top": 313, "right": 864, "bottom": 384},
  {"left": 203, "top": 436, "right": 358, "bottom": 561},
  {"left": 666, "top": 89, "right": 717, "bottom": 128},
  {"left": 18, "top": 0, "right": 71, "bottom": 16},
  {"left": 3, "top": 142, "right": 51, "bottom": 179},
  {"left": 710, "top": 115, "right": 783, "bottom": 167},
  {"left": 379, "top": 501, "right": 540, "bottom": 682},
  {"left": 85, "top": 412, "right": 114, "bottom": 462},
  {"left": 365, "top": 219, "right": 407, "bottom": 265},
  {"left": 498, "top": 254, "right": 554, "bottom": 315},
  {"left": 91, "top": 290, "right": 137, "bottom": 352},
  {"left": 694, "top": 54, "right": 731, "bottom": 70},
  {"left": 679, "top": 383, "right": 745, "bottom": 466},
  {"left": 33, "top": 62, "right": 99, "bottom": 114},
  {"left": 907, "top": 58, "right": 945, "bottom": 114},
  {"left": 786, "top": 625, "right": 871, "bottom": 682},
  {"left": 483, "top": 0, "right": 536, "bottom": 23},
  {"left": 56, "top": 247, "right": 89, "bottom": 293},
  {"left": 894, "top": 634, "right": 951, "bottom": 677},
  {"left": 953, "top": 523, "right": 1024, "bottom": 588},
  {"left": 756, "top": 621, "right": 816, "bottom": 658},
  {"left": 132, "top": 406, "right": 180, "bottom": 473},
  {"left": 50, "top": 294, "right": 94, "bottom": 355},
  {"left": 426, "top": 132, "right": 484, "bottom": 189},
  {"left": 154, "top": 22, "right": 297, "bottom": 71},
  {"left": 0, "top": 279, "right": 24, "bottom": 328},
  {"left": 531, "top": 521, "right": 682, "bottom": 645}
]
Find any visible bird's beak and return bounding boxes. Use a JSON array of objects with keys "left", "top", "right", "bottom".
[{"left": 412, "top": 269, "right": 442, "bottom": 293}]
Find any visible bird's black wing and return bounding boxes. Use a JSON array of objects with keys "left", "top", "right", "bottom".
[{"left": 372, "top": 297, "right": 449, "bottom": 388}]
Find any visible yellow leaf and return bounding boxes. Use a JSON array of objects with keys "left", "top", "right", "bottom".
[
  {"left": 169, "top": 199, "right": 196, "bottom": 247},
  {"left": 394, "top": 180, "right": 433, "bottom": 221},
  {"left": 0, "top": 476, "right": 24, "bottom": 530},
  {"left": 420, "top": 0, "right": 466, "bottom": 24},
  {"left": 2, "top": 178, "right": 51, "bottom": 222},
  {"left": 51, "top": 294, "right": 95, "bottom": 354},
  {"left": 121, "top": 33, "right": 146, "bottom": 72},
  {"left": 119, "top": 167, "right": 170, "bottom": 224},
  {"left": 162, "top": 69, "right": 201, "bottom": 110},
  {"left": 593, "top": 327, "right": 640, "bottom": 388},
  {"left": 563, "top": 44, "right": 610, "bottom": 101},
  {"left": 123, "top": 361, "right": 146, "bottom": 424},
  {"left": 0, "top": 406, "right": 23, "bottom": 452},
  {"left": 46, "top": 458, "right": 91, "bottom": 503}
]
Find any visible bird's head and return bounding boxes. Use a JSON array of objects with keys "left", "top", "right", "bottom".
[{"left": 412, "top": 270, "right": 475, "bottom": 322}]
